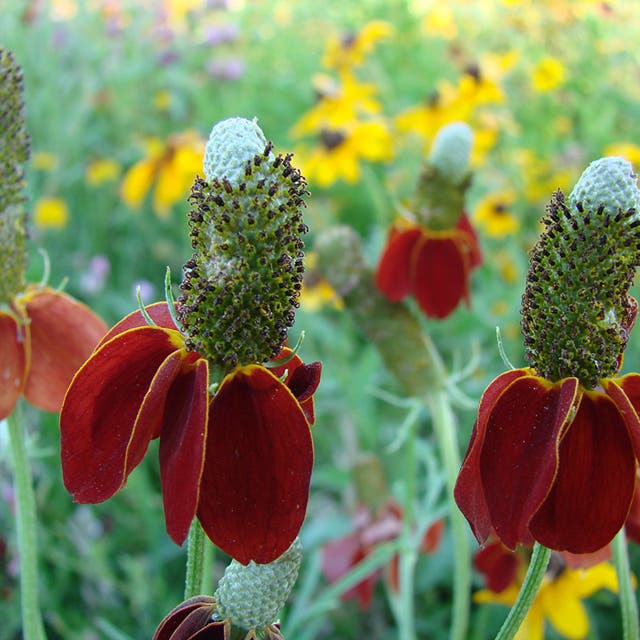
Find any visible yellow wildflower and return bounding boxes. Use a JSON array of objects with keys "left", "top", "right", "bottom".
[
  {"left": 31, "top": 151, "right": 58, "bottom": 171},
  {"left": 474, "top": 190, "right": 519, "bottom": 237},
  {"left": 85, "top": 158, "right": 121, "bottom": 186},
  {"left": 120, "top": 130, "right": 205, "bottom": 217},
  {"left": 421, "top": 2, "right": 457, "bottom": 39},
  {"left": 604, "top": 142, "right": 640, "bottom": 167},
  {"left": 322, "top": 20, "right": 394, "bottom": 71},
  {"left": 298, "top": 120, "right": 393, "bottom": 188},
  {"left": 475, "top": 562, "right": 618, "bottom": 640},
  {"left": 33, "top": 196, "right": 69, "bottom": 229},
  {"left": 300, "top": 252, "right": 343, "bottom": 312},
  {"left": 531, "top": 56, "right": 566, "bottom": 92}
]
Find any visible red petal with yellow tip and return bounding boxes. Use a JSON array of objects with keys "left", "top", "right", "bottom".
[
  {"left": 454, "top": 369, "right": 530, "bottom": 545},
  {"left": 99, "top": 301, "right": 178, "bottom": 346},
  {"left": 529, "top": 391, "right": 636, "bottom": 553},
  {"left": 159, "top": 358, "right": 209, "bottom": 545},
  {"left": 197, "top": 365, "right": 313, "bottom": 565},
  {"left": 480, "top": 376, "right": 579, "bottom": 550},
  {"left": 0, "top": 310, "right": 28, "bottom": 420},
  {"left": 605, "top": 374, "right": 640, "bottom": 461},
  {"left": 23, "top": 288, "right": 107, "bottom": 414},
  {"left": 411, "top": 235, "right": 469, "bottom": 319},
  {"left": 375, "top": 228, "right": 422, "bottom": 302},
  {"left": 60, "top": 326, "right": 182, "bottom": 503}
]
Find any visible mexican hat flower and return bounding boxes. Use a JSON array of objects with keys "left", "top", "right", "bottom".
[
  {"left": 60, "top": 118, "right": 321, "bottom": 565},
  {"left": 153, "top": 539, "right": 302, "bottom": 640},
  {"left": 455, "top": 157, "right": 640, "bottom": 554},
  {"left": 375, "top": 122, "right": 481, "bottom": 319},
  {"left": 0, "top": 48, "right": 106, "bottom": 420},
  {"left": 474, "top": 540, "right": 619, "bottom": 640}
]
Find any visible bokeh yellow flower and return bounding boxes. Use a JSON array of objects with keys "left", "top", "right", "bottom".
[
  {"left": 85, "top": 158, "right": 121, "bottom": 186},
  {"left": 33, "top": 196, "right": 69, "bottom": 229},
  {"left": 421, "top": 2, "right": 457, "bottom": 39},
  {"left": 120, "top": 130, "right": 204, "bottom": 217},
  {"left": 531, "top": 56, "right": 566, "bottom": 92},
  {"left": 604, "top": 142, "right": 640, "bottom": 167},
  {"left": 300, "top": 252, "right": 343, "bottom": 312},
  {"left": 475, "top": 562, "right": 618, "bottom": 640},
  {"left": 322, "top": 20, "right": 394, "bottom": 70},
  {"left": 297, "top": 120, "right": 393, "bottom": 188},
  {"left": 31, "top": 151, "right": 58, "bottom": 171},
  {"left": 473, "top": 190, "right": 519, "bottom": 237}
]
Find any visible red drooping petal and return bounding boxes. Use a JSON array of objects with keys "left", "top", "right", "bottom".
[
  {"left": 197, "top": 365, "right": 313, "bottom": 565},
  {"left": 529, "top": 390, "right": 637, "bottom": 553},
  {"left": 0, "top": 310, "right": 28, "bottom": 420},
  {"left": 375, "top": 227, "right": 422, "bottom": 302},
  {"left": 479, "top": 375, "right": 579, "bottom": 550},
  {"left": 99, "top": 301, "right": 178, "bottom": 347},
  {"left": 604, "top": 375, "right": 640, "bottom": 462},
  {"left": 159, "top": 358, "right": 209, "bottom": 545},
  {"left": 454, "top": 369, "right": 531, "bottom": 545},
  {"left": 456, "top": 211, "right": 482, "bottom": 269},
  {"left": 473, "top": 539, "right": 519, "bottom": 593},
  {"left": 22, "top": 288, "right": 107, "bottom": 414},
  {"left": 410, "top": 233, "right": 470, "bottom": 319},
  {"left": 60, "top": 326, "right": 184, "bottom": 502}
]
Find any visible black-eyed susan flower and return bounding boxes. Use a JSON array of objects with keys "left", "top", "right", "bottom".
[
  {"left": 455, "top": 157, "right": 640, "bottom": 554},
  {"left": 0, "top": 48, "right": 107, "bottom": 421},
  {"left": 120, "top": 129, "right": 205, "bottom": 217},
  {"left": 474, "top": 540, "right": 618, "bottom": 640},
  {"left": 321, "top": 20, "right": 394, "bottom": 71},
  {"left": 60, "top": 118, "right": 321, "bottom": 565},
  {"left": 473, "top": 189, "right": 519, "bottom": 237},
  {"left": 376, "top": 122, "right": 482, "bottom": 319},
  {"left": 531, "top": 56, "right": 566, "bottom": 92}
]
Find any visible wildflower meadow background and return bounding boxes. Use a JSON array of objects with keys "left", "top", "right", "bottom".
[{"left": 3, "top": 0, "right": 640, "bottom": 638}]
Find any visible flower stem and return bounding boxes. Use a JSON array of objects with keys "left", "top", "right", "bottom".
[
  {"left": 494, "top": 543, "right": 551, "bottom": 640},
  {"left": 395, "top": 402, "right": 422, "bottom": 640},
  {"left": 6, "top": 403, "right": 47, "bottom": 640},
  {"left": 184, "top": 518, "right": 206, "bottom": 598},
  {"left": 612, "top": 527, "right": 639, "bottom": 640},
  {"left": 426, "top": 389, "right": 470, "bottom": 640}
]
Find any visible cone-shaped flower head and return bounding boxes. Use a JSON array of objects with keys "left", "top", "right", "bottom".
[
  {"left": 521, "top": 157, "right": 640, "bottom": 388},
  {"left": 214, "top": 537, "right": 302, "bottom": 632},
  {"left": 178, "top": 117, "right": 308, "bottom": 374},
  {"left": 0, "top": 47, "right": 30, "bottom": 303},
  {"left": 414, "top": 120, "right": 473, "bottom": 229},
  {"left": 455, "top": 156, "right": 640, "bottom": 554}
]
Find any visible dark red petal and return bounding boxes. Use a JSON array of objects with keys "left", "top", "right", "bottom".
[
  {"left": 374, "top": 227, "right": 422, "bottom": 302},
  {"left": 419, "top": 518, "right": 445, "bottom": 554},
  {"left": 159, "top": 358, "right": 209, "bottom": 545},
  {"left": 23, "top": 288, "right": 107, "bottom": 414},
  {"left": 456, "top": 211, "right": 482, "bottom": 269},
  {"left": 473, "top": 540, "right": 519, "bottom": 593},
  {"left": 411, "top": 234, "right": 470, "bottom": 319},
  {"left": 454, "top": 369, "right": 531, "bottom": 545},
  {"left": 99, "top": 302, "right": 178, "bottom": 346},
  {"left": 625, "top": 473, "right": 640, "bottom": 546},
  {"left": 0, "top": 310, "right": 27, "bottom": 420},
  {"left": 480, "top": 376, "right": 579, "bottom": 550},
  {"left": 152, "top": 596, "right": 217, "bottom": 640},
  {"left": 321, "top": 530, "right": 362, "bottom": 585},
  {"left": 530, "top": 391, "right": 637, "bottom": 553},
  {"left": 604, "top": 375, "right": 640, "bottom": 461},
  {"left": 197, "top": 365, "right": 313, "bottom": 565},
  {"left": 60, "top": 326, "right": 184, "bottom": 503}
]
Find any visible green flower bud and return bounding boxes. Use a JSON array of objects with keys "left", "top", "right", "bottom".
[
  {"left": 178, "top": 118, "right": 309, "bottom": 373},
  {"left": 521, "top": 157, "right": 640, "bottom": 388},
  {"left": 214, "top": 537, "right": 302, "bottom": 631},
  {"left": 315, "top": 225, "right": 442, "bottom": 395},
  {"left": 0, "top": 48, "right": 30, "bottom": 304},
  {"left": 413, "top": 122, "right": 473, "bottom": 229}
]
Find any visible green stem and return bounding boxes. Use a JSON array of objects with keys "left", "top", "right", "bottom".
[
  {"left": 200, "top": 535, "right": 215, "bottom": 597},
  {"left": 395, "top": 403, "right": 421, "bottom": 640},
  {"left": 426, "top": 389, "right": 470, "bottom": 640},
  {"left": 494, "top": 543, "right": 551, "bottom": 640},
  {"left": 612, "top": 527, "right": 639, "bottom": 640},
  {"left": 7, "top": 403, "right": 47, "bottom": 640},
  {"left": 184, "top": 518, "right": 206, "bottom": 598}
]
